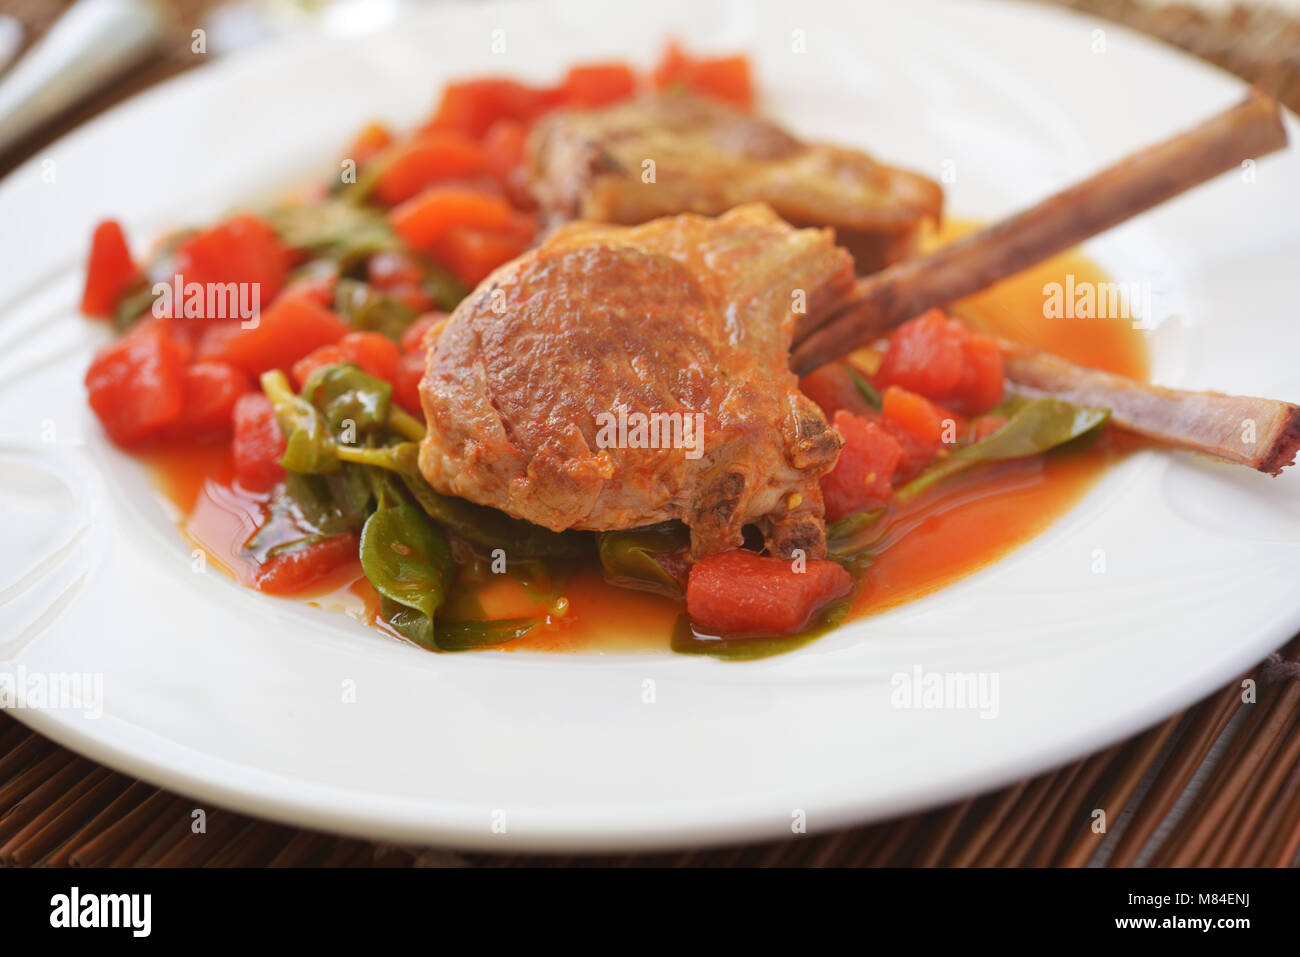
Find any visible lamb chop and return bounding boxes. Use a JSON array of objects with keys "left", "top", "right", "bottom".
[
  {"left": 418, "top": 203, "right": 854, "bottom": 559},
  {"left": 527, "top": 91, "right": 943, "bottom": 274},
  {"left": 419, "top": 91, "right": 1296, "bottom": 563}
]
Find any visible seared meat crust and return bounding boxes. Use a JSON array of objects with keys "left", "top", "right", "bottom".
[{"left": 418, "top": 204, "right": 855, "bottom": 557}]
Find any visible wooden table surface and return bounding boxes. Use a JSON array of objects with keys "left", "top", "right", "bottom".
[{"left": 2, "top": 0, "right": 1299, "bottom": 867}]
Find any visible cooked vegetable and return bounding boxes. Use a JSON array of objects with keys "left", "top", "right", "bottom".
[
  {"left": 81, "top": 219, "right": 142, "bottom": 318},
  {"left": 685, "top": 549, "right": 853, "bottom": 638},
  {"left": 266, "top": 200, "right": 402, "bottom": 273},
  {"left": 391, "top": 351, "right": 426, "bottom": 416},
  {"left": 198, "top": 295, "right": 350, "bottom": 376},
  {"left": 882, "top": 385, "right": 959, "bottom": 446},
  {"left": 360, "top": 491, "right": 453, "bottom": 636},
  {"left": 344, "top": 121, "right": 393, "bottom": 167},
  {"left": 482, "top": 118, "right": 529, "bottom": 195},
  {"left": 163, "top": 361, "right": 253, "bottom": 439},
  {"left": 252, "top": 531, "right": 359, "bottom": 594},
  {"left": 299, "top": 362, "right": 393, "bottom": 436},
  {"left": 652, "top": 42, "right": 754, "bottom": 110},
  {"left": 430, "top": 224, "right": 533, "bottom": 286},
  {"left": 332, "top": 278, "right": 421, "bottom": 341},
  {"left": 84, "top": 321, "right": 188, "bottom": 445},
  {"left": 232, "top": 392, "right": 287, "bottom": 490},
  {"left": 427, "top": 78, "right": 562, "bottom": 138},
  {"left": 825, "top": 508, "right": 885, "bottom": 575},
  {"left": 388, "top": 187, "right": 515, "bottom": 254},
  {"left": 399, "top": 312, "right": 446, "bottom": 354},
  {"left": 821, "top": 410, "right": 902, "bottom": 521},
  {"left": 897, "top": 396, "right": 1110, "bottom": 501},
  {"left": 427, "top": 616, "right": 540, "bottom": 651},
  {"left": 563, "top": 63, "right": 637, "bottom": 108},
  {"left": 799, "top": 362, "right": 878, "bottom": 419},
  {"left": 847, "top": 365, "right": 884, "bottom": 410},
  {"left": 336, "top": 443, "right": 591, "bottom": 560},
  {"left": 372, "top": 130, "right": 491, "bottom": 206},
  {"left": 597, "top": 523, "right": 689, "bottom": 598},
  {"left": 170, "top": 214, "right": 292, "bottom": 309},
  {"left": 259, "top": 370, "right": 340, "bottom": 474},
  {"left": 873, "top": 309, "right": 1005, "bottom": 416}
]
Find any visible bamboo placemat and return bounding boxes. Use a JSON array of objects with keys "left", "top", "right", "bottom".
[{"left": 2, "top": 0, "right": 1299, "bottom": 867}]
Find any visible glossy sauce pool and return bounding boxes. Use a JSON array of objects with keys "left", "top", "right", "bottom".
[{"left": 143, "top": 223, "right": 1149, "bottom": 654}]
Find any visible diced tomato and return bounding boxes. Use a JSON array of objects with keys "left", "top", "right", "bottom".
[
  {"left": 874, "top": 309, "right": 965, "bottom": 400},
  {"left": 652, "top": 40, "right": 692, "bottom": 91},
  {"left": 392, "top": 285, "right": 435, "bottom": 312},
  {"left": 252, "top": 532, "right": 360, "bottom": 595},
  {"left": 372, "top": 131, "right": 491, "bottom": 206},
  {"left": 429, "top": 224, "right": 531, "bottom": 286},
  {"left": 686, "top": 549, "right": 853, "bottom": 637},
  {"left": 280, "top": 267, "right": 337, "bottom": 307},
  {"left": 367, "top": 250, "right": 425, "bottom": 290},
  {"left": 953, "top": 334, "right": 1005, "bottom": 415},
  {"left": 170, "top": 215, "right": 292, "bottom": 310},
  {"left": 162, "top": 361, "right": 253, "bottom": 440},
  {"left": 684, "top": 55, "right": 753, "bottom": 110},
  {"left": 821, "top": 411, "right": 903, "bottom": 521},
  {"left": 881, "top": 386, "right": 966, "bottom": 481},
  {"left": 291, "top": 345, "right": 346, "bottom": 390},
  {"left": 875, "top": 309, "right": 1006, "bottom": 415},
  {"left": 400, "top": 312, "right": 446, "bottom": 354},
  {"left": 340, "top": 331, "right": 400, "bottom": 382},
  {"left": 388, "top": 187, "right": 514, "bottom": 254},
  {"left": 427, "top": 79, "right": 563, "bottom": 139},
  {"left": 483, "top": 118, "right": 528, "bottom": 182},
  {"left": 392, "top": 350, "right": 426, "bottom": 415},
  {"left": 232, "top": 392, "right": 286, "bottom": 491},
  {"left": 562, "top": 62, "right": 637, "bottom": 107},
  {"left": 881, "top": 385, "right": 961, "bottom": 446},
  {"left": 652, "top": 42, "right": 754, "bottom": 110},
  {"left": 799, "top": 363, "right": 876, "bottom": 419},
  {"left": 81, "top": 219, "right": 141, "bottom": 317},
  {"left": 85, "top": 322, "right": 188, "bottom": 445},
  {"left": 197, "top": 295, "right": 350, "bottom": 376},
  {"left": 290, "top": 332, "right": 399, "bottom": 389},
  {"left": 346, "top": 121, "right": 392, "bottom": 167}
]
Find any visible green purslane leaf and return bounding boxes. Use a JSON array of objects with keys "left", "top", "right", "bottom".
[
  {"left": 596, "top": 523, "right": 689, "bottom": 598},
  {"left": 260, "top": 370, "right": 340, "bottom": 475},
  {"left": 896, "top": 396, "right": 1111, "bottom": 502},
  {"left": 380, "top": 593, "right": 538, "bottom": 652},
  {"left": 266, "top": 200, "right": 403, "bottom": 274},
  {"left": 846, "top": 365, "right": 883, "bottom": 410},
  {"left": 432, "top": 617, "right": 540, "bottom": 652},
  {"left": 334, "top": 278, "right": 420, "bottom": 341},
  {"left": 381, "top": 444, "right": 592, "bottom": 560},
  {"left": 300, "top": 362, "right": 392, "bottom": 435},
  {"left": 825, "top": 508, "right": 885, "bottom": 575},
  {"left": 360, "top": 499, "right": 452, "bottom": 630}
]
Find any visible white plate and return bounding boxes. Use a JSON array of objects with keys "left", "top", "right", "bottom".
[{"left": 2, "top": 0, "right": 1299, "bottom": 853}]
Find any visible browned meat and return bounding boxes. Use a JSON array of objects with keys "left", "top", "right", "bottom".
[
  {"left": 527, "top": 92, "right": 943, "bottom": 274},
  {"left": 791, "top": 89, "right": 1289, "bottom": 373},
  {"left": 418, "top": 203, "right": 856, "bottom": 558},
  {"left": 1002, "top": 345, "right": 1300, "bottom": 474}
]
